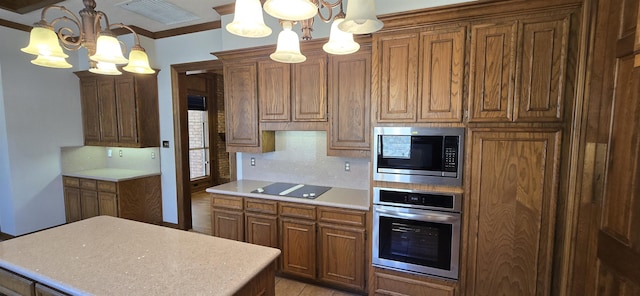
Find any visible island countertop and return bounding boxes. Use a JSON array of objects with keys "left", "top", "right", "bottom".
[
  {"left": 206, "top": 179, "right": 370, "bottom": 211},
  {"left": 0, "top": 216, "right": 280, "bottom": 295}
]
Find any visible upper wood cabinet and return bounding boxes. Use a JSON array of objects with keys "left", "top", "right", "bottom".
[
  {"left": 257, "top": 54, "right": 328, "bottom": 123},
  {"left": 469, "top": 13, "right": 570, "bottom": 123},
  {"left": 373, "top": 26, "right": 465, "bottom": 123},
  {"left": 224, "top": 61, "right": 275, "bottom": 153},
  {"left": 75, "top": 71, "right": 159, "bottom": 147},
  {"left": 328, "top": 48, "right": 371, "bottom": 157}
]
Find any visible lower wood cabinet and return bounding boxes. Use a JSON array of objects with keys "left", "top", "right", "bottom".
[
  {"left": 0, "top": 267, "right": 69, "bottom": 296},
  {"left": 210, "top": 194, "right": 368, "bottom": 293},
  {"left": 62, "top": 175, "right": 162, "bottom": 224},
  {"left": 370, "top": 267, "right": 457, "bottom": 296}
]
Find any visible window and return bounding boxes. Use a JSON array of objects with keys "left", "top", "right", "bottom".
[{"left": 188, "top": 95, "right": 209, "bottom": 180}]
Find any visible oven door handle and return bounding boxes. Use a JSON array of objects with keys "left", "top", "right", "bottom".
[{"left": 374, "top": 205, "right": 459, "bottom": 223}]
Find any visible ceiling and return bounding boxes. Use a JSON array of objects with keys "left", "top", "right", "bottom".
[{"left": 0, "top": 0, "right": 479, "bottom": 34}]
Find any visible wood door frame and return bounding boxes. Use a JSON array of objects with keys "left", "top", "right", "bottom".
[{"left": 170, "top": 60, "right": 224, "bottom": 230}]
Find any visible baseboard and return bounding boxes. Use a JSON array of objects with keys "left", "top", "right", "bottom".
[{"left": 0, "top": 231, "right": 14, "bottom": 241}]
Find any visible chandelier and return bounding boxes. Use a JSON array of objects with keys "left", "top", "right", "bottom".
[
  {"left": 20, "top": 0, "right": 155, "bottom": 75},
  {"left": 226, "top": 0, "right": 383, "bottom": 63}
]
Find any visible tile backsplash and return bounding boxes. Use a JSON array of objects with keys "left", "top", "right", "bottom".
[
  {"left": 61, "top": 146, "right": 161, "bottom": 173},
  {"left": 239, "top": 131, "right": 370, "bottom": 190}
]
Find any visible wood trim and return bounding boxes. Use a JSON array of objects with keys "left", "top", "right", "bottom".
[
  {"left": 161, "top": 221, "right": 181, "bottom": 229},
  {"left": 0, "top": 18, "right": 31, "bottom": 32},
  {"left": 0, "top": 232, "right": 14, "bottom": 241},
  {"left": 213, "top": 3, "right": 235, "bottom": 16},
  {"left": 0, "top": 0, "right": 62, "bottom": 14},
  {"left": 597, "top": 230, "right": 640, "bottom": 285},
  {"left": 155, "top": 21, "right": 222, "bottom": 39}
]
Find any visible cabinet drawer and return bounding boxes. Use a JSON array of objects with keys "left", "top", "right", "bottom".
[
  {"left": 79, "top": 179, "right": 97, "bottom": 190},
  {"left": 373, "top": 270, "right": 455, "bottom": 296},
  {"left": 97, "top": 181, "right": 117, "bottom": 193},
  {"left": 35, "top": 283, "right": 69, "bottom": 296},
  {"left": 0, "top": 268, "right": 35, "bottom": 296},
  {"left": 245, "top": 198, "right": 278, "bottom": 215},
  {"left": 279, "top": 202, "right": 316, "bottom": 220},
  {"left": 62, "top": 177, "right": 80, "bottom": 188},
  {"left": 211, "top": 194, "right": 243, "bottom": 210},
  {"left": 318, "top": 207, "right": 366, "bottom": 227}
]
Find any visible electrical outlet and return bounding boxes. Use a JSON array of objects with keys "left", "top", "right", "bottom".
[
  {"left": 107, "top": 149, "right": 112, "bottom": 158},
  {"left": 151, "top": 152, "right": 156, "bottom": 159},
  {"left": 119, "top": 150, "right": 123, "bottom": 157},
  {"left": 345, "top": 161, "right": 350, "bottom": 172},
  {"left": 251, "top": 157, "right": 256, "bottom": 166}
]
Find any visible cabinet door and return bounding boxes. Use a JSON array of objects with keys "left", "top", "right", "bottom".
[
  {"left": 465, "top": 129, "right": 561, "bottom": 295},
  {"left": 0, "top": 268, "right": 34, "bottom": 296},
  {"left": 114, "top": 76, "right": 138, "bottom": 144},
  {"left": 372, "top": 268, "right": 456, "bottom": 296},
  {"left": 80, "top": 190, "right": 99, "bottom": 219},
  {"left": 79, "top": 79, "right": 100, "bottom": 143},
  {"left": 281, "top": 218, "right": 316, "bottom": 279},
  {"left": 513, "top": 15, "right": 569, "bottom": 122},
  {"left": 98, "top": 192, "right": 118, "bottom": 217},
  {"left": 212, "top": 208, "right": 244, "bottom": 241},
  {"left": 328, "top": 50, "right": 371, "bottom": 156},
  {"left": 258, "top": 60, "right": 290, "bottom": 122},
  {"left": 63, "top": 187, "right": 82, "bottom": 223},
  {"left": 292, "top": 54, "right": 327, "bottom": 121},
  {"left": 318, "top": 224, "right": 365, "bottom": 291},
  {"left": 469, "top": 22, "right": 517, "bottom": 122},
  {"left": 224, "top": 62, "right": 259, "bottom": 147},
  {"left": 97, "top": 78, "right": 118, "bottom": 143},
  {"left": 245, "top": 213, "right": 278, "bottom": 248},
  {"left": 418, "top": 27, "right": 465, "bottom": 122},
  {"left": 376, "top": 33, "right": 419, "bottom": 122}
]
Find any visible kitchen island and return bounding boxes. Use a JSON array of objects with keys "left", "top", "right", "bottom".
[{"left": 0, "top": 216, "right": 280, "bottom": 295}]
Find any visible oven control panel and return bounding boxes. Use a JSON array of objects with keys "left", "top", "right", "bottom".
[{"left": 373, "top": 187, "right": 462, "bottom": 213}]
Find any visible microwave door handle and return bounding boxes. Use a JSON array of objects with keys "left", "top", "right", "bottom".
[{"left": 375, "top": 206, "right": 458, "bottom": 223}]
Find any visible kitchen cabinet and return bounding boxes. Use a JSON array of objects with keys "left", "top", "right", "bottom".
[
  {"left": 370, "top": 267, "right": 457, "bottom": 296},
  {"left": 464, "top": 128, "right": 561, "bottom": 295},
  {"left": 0, "top": 267, "right": 71, "bottom": 296},
  {"left": 317, "top": 207, "right": 367, "bottom": 291},
  {"left": 75, "top": 71, "right": 160, "bottom": 147},
  {"left": 223, "top": 61, "right": 275, "bottom": 153},
  {"left": 373, "top": 25, "right": 465, "bottom": 123},
  {"left": 62, "top": 175, "right": 162, "bottom": 224},
  {"left": 245, "top": 198, "right": 278, "bottom": 249},
  {"left": 469, "top": 13, "right": 569, "bottom": 123},
  {"left": 328, "top": 48, "right": 371, "bottom": 157},
  {"left": 211, "top": 194, "right": 244, "bottom": 241},
  {"left": 258, "top": 60, "right": 291, "bottom": 122},
  {"left": 280, "top": 202, "right": 317, "bottom": 280}
]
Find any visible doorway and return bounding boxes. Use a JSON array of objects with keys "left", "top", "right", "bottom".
[{"left": 171, "top": 60, "right": 232, "bottom": 231}]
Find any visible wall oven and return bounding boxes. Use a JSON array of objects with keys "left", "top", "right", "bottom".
[
  {"left": 372, "top": 187, "right": 461, "bottom": 279},
  {"left": 373, "top": 127, "right": 464, "bottom": 186}
]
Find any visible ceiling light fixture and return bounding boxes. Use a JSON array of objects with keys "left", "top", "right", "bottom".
[
  {"left": 21, "top": 0, "right": 155, "bottom": 75},
  {"left": 227, "top": 0, "right": 383, "bottom": 63}
]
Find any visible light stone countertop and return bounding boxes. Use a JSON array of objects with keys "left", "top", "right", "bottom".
[
  {"left": 63, "top": 168, "right": 160, "bottom": 182},
  {"left": 0, "top": 216, "right": 280, "bottom": 296},
  {"left": 206, "top": 180, "right": 370, "bottom": 211}
]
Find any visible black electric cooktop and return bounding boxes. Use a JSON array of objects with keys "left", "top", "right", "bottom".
[{"left": 251, "top": 182, "right": 332, "bottom": 199}]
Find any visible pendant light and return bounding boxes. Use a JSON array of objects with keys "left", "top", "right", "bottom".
[
  {"left": 338, "top": 0, "right": 384, "bottom": 34},
  {"left": 89, "top": 62, "right": 122, "bottom": 75},
  {"left": 123, "top": 46, "right": 155, "bottom": 74},
  {"left": 89, "top": 30, "right": 128, "bottom": 65},
  {"left": 270, "top": 21, "right": 306, "bottom": 63},
  {"left": 30, "top": 55, "right": 72, "bottom": 69},
  {"left": 226, "top": 0, "right": 272, "bottom": 38},
  {"left": 263, "top": 0, "right": 318, "bottom": 21},
  {"left": 21, "top": 25, "right": 70, "bottom": 68},
  {"left": 322, "top": 10, "right": 359, "bottom": 55}
]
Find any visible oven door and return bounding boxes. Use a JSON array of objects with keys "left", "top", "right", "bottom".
[{"left": 372, "top": 205, "right": 460, "bottom": 279}]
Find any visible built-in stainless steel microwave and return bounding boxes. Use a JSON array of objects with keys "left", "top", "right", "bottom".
[{"left": 373, "top": 127, "right": 464, "bottom": 186}]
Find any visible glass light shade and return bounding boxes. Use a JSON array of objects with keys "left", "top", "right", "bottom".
[
  {"left": 89, "top": 62, "right": 122, "bottom": 75},
  {"left": 30, "top": 55, "right": 72, "bottom": 68},
  {"left": 123, "top": 47, "right": 155, "bottom": 74},
  {"left": 338, "top": 0, "right": 384, "bottom": 34},
  {"left": 21, "top": 26, "right": 68, "bottom": 58},
  {"left": 323, "top": 18, "right": 360, "bottom": 55},
  {"left": 90, "top": 33, "right": 128, "bottom": 64},
  {"left": 227, "top": 0, "right": 272, "bottom": 37},
  {"left": 270, "top": 22, "right": 306, "bottom": 63},
  {"left": 263, "top": 0, "right": 317, "bottom": 21}
]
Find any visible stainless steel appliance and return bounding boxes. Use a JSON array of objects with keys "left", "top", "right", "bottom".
[
  {"left": 373, "top": 127, "right": 464, "bottom": 186},
  {"left": 372, "top": 187, "right": 461, "bottom": 279}
]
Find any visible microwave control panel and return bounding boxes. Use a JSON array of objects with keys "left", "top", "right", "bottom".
[{"left": 443, "top": 136, "right": 458, "bottom": 172}]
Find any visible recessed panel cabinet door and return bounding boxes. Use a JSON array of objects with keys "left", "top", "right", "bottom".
[
  {"left": 293, "top": 54, "right": 327, "bottom": 122},
  {"left": 212, "top": 209, "right": 244, "bottom": 241},
  {"left": 98, "top": 192, "right": 118, "bottom": 217},
  {"left": 79, "top": 79, "right": 100, "bottom": 143},
  {"left": 225, "top": 62, "right": 259, "bottom": 147},
  {"left": 465, "top": 129, "right": 561, "bottom": 296},
  {"left": 418, "top": 28, "right": 465, "bottom": 122},
  {"left": 281, "top": 219, "right": 316, "bottom": 280},
  {"left": 513, "top": 15, "right": 569, "bottom": 122},
  {"left": 97, "top": 78, "right": 118, "bottom": 143},
  {"left": 245, "top": 213, "right": 278, "bottom": 248},
  {"left": 63, "top": 187, "right": 81, "bottom": 223},
  {"left": 469, "top": 22, "right": 517, "bottom": 122},
  {"left": 319, "top": 224, "right": 365, "bottom": 291},
  {"left": 258, "top": 60, "right": 290, "bottom": 122},
  {"left": 376, "top": 33, "right": 419, "bottom": 122},
  {"left": 80, "top": 190, "right": 99, "bottom": 220},
  {"left": 114, "top": 77, "right": 138, "bottom": 144}
]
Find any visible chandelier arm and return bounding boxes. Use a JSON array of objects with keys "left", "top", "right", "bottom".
[
  {"left": 38, "top": 6, "right": 84, "bottom": 50},
  {"left": 94, "top": 11, "right": 110, "bottom": 32},
  {"left": 109, "top": 23, "right": 142, "bottom": 46},
  {"left": 317, "top": 0, "right": 343, "bottom": 23}
]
